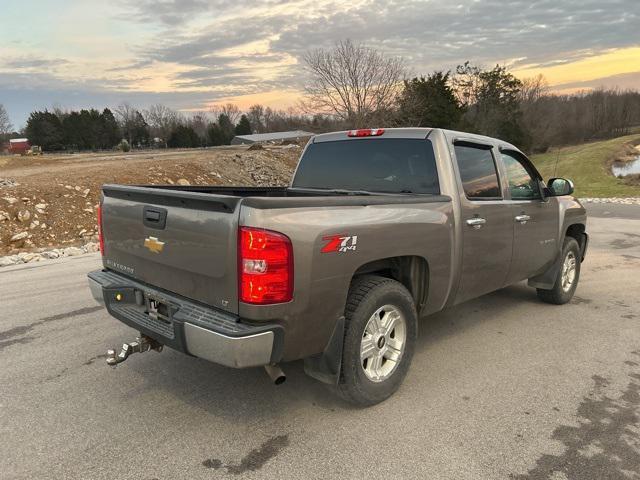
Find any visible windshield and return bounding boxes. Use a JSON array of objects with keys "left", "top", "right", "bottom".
[{"left": 292, "top": 138, "right": 440, "bottom": 194}]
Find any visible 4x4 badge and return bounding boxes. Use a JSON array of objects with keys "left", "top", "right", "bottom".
[
  {"left": 144, "top": 236, "right": 165, "bottom": 254},
  {"left": 321, "top": 234, "right": 358, "bottom": 253}
]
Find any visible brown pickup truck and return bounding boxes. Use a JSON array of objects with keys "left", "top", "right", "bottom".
[{"left": 88, "top": 128, "right": 588, "bottom": 406}]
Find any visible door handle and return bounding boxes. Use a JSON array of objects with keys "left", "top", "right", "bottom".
[
  {"left": 143, "top": 206, "right": 167, "bottom": 230},
  {"left": 466, "top": 217, "right": 487, "bottom": 229},
  {"left": 515, "top": 214, "right": 531, "bottom": 224}
]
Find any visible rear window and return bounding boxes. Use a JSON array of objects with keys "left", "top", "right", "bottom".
[{"left": 292, "top": 138, "right": 440, "bottom": 194}]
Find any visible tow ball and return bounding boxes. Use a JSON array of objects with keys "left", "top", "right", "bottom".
[{"left": 106, "top": 334, "right": 164, "bottom": 366}]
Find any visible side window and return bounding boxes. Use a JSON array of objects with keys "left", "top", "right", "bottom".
[
  {"left": 453, "top": 143, "right": 501, "bottom": 199},
  {"left": 501, "top": 151, "right": 541, "bottom": 200}
]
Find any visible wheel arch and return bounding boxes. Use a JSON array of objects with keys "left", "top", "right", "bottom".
[
  {"left": 565, "top": 223, "right": 587, "bottom": 261},
  {"left": 351, "top": 255, "right": 430, "bottom": 315},
  {"left": 304, "top": 255, "right": 429, "bottom": 386}
]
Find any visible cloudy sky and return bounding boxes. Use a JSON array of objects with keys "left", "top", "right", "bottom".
[{"left": 1, "top": 0, "right": 639, "bottom": 128}]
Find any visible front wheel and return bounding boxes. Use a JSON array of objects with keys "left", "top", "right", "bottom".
[
  {"left": 536, "top": 237, "right": 581, "bottom": 305},
  {"left": 338, "top": 275, "right": 417, "bottom": 406}
]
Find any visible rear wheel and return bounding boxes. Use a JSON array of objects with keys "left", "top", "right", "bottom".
[
  {"left": 338, "top": 275, "right": 417, "bottom": 406},
  {"left": 537, "top": 237, "right": 581, "bottom": 305}
]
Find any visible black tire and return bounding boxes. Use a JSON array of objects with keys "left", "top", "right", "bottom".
[
  {"left": 337, "top": 275, "right": 417, "bottom": 406},
  {"left": 536, "top": 237, "right": 581, "bottom": 305}
]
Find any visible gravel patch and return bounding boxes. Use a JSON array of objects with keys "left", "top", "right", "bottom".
[
  {"left": 0, "top": 242, "right": 99, "bottom": 267},
  {"left": 580, "top": 197, "right": 640, "bottom": 205}
]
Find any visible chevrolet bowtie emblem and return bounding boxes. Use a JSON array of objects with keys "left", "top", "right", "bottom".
[{"left": 144, "top": 236, "right": 165, "bottom": 254}]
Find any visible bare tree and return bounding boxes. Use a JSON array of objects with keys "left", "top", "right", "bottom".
[
  {"left": 247, "top": 104, "right": 265, "bottom": 133},
  {"left": 0, "top": 104, "right": 12, "bottom": 135},
  {"left": 115, "top": 102, "right": 150, "bottom": 146},
  {"left": 51, "top": 104, "right": 68, "bottom": 122},
  {"left": 187, "top": 111, "right": 209, "bottom": 140},
  {"left": 114, "top": 102, "right": 136, "bottom": 144},
  {"left": 302, "top": 39, "right": 405, "bottom": 127},
  {"left": 518, "top": 74, "right": 548, "bottom": 104},
  {"left": 144, "top": 104, "right": 180, "bottom": 147},
  {"left": 210, "top": 103, "right": 241, "bottom": 125}
]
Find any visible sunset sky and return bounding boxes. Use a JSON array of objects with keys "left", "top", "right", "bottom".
[{"left": 1, "top": 0, "right": 638, "bottom": 128}]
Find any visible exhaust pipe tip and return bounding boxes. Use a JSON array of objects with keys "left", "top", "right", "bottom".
[{"left": 264, "top": 364, "right": 286, "bottom": 385}]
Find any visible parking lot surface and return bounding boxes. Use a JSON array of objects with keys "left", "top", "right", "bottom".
[{"left": 1, "top": 204, "right": 639, "bottom": 479}]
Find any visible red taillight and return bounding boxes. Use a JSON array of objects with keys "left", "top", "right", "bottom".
[
  {"left": 96, "top": 204, "right": 105, "bottom": 256},
  {"left": 239, "top": 227, "right": 293, "bottom": 305},
  {"left": 347, "top": 128, "right": 385, "bottom": 137}
]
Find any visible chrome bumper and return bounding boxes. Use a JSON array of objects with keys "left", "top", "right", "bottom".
[{"left": 183, "top": 323, "right": 274, "bottom": 368}]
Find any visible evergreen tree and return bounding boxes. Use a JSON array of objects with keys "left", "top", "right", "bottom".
[
  {"left": 62, "top": 111, "right": 84, "bottom": 149},
  {"left": 168, "top": 125, "right": 200, "bottom": 148},
  {"left": 207, "top": 123, "right": 226, "bottom": 146},
  {"left": 398, "top": 72, "right": 463, "bottom": 129},
  {"left": 100, "top": 108, "right": 120, "bottom": 149},
  {"left": 454, "top": 62, "right": 526, "bottom": 146},
  {"left": 217, "top": 114, "right": 235, "bottom": 144},
  {"left": 234, "top": 114, "right": 252, "bottom": 135},
  {"left": 25, "top": 110, "right": 65, "bottom": 151}
]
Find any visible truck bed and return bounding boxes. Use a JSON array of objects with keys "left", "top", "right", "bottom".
[{"left": 100, "top": 183, "right": 451, "bottom": 317}]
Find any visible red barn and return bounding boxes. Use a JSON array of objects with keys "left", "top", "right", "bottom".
[{"left": 9, "top": 138, "right": 30, "bottom": 154}]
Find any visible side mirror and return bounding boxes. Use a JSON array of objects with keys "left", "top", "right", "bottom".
[{"left": 547, "top": 177, "right": 574, "bottom": 196}]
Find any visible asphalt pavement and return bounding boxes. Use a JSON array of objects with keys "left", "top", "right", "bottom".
[{"left": 1, "top": 203, "right": 639, "bottom": 479}]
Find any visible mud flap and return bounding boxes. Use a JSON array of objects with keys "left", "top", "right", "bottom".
[
  {"left": 529, "top": 233, "right": 588, "bottom": 290},
  {"left": 304, "top": 316, "right": 345, "bottom": 385},
  {"left": 528, "top": 251, "right": 563, "bottom": 290}
]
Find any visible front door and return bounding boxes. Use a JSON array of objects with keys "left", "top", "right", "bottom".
[
  {"left": 501, "top": 150, "right": 559, "bottom": 283},
  {"left": 452, "top": 142, "right": 513, "bottom": 304}
]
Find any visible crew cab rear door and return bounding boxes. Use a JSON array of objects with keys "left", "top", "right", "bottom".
[
  {"left": 499, "top": 149, "right": 559, "bottom": 283},
  {"left": 451, "top": 141, "right": 513, "bottom": 304}
]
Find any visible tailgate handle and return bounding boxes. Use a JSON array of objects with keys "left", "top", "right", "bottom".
[{"left": 143, "top": 206, "right": 167, "bottom": 230}]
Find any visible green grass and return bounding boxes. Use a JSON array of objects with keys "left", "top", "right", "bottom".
[{"left": 530, "top": 134, "right": 640, "bottom": 198}]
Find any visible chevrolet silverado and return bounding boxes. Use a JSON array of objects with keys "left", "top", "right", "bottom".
[{"left": 88, "top": 128, "right": 588, "bottom": 406}]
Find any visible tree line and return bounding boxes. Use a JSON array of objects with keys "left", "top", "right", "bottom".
[
  {"left": 8, "top": 101, "right": 338, "bottom": 152},
  {"left": 3, "top": 39, "right": 640, "bottom": 153},
  {"left": 16, "top": 104, "right": 249, "bottom": 152},
  {"left": 303, "top": 41, "right": 640, "bottom": 152}
]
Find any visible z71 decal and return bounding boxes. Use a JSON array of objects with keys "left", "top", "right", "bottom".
[{"left": 321, "top": 234, "right": 358, "bottom": 253}]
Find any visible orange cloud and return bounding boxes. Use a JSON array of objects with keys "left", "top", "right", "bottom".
[
  {"left": 513, "top": 46, "right": 640, "bottom": 87},
  {"left": 203, "top": 89, "right": 302, "bottom": 112}
]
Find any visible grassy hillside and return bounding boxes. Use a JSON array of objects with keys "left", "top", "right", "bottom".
[{"left": 530, "top": 134, "right": 640, "bottom": 198}]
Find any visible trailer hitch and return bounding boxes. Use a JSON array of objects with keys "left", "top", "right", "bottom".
[{"left": 106, "top": 334, "right": 163, "bottom": 366}]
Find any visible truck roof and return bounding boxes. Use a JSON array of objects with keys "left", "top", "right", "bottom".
[
  {"left": 311, "top": 127, "right": 523, "bottom": 154},
  {"left": 312, "top": 128, "right": 432, "bottom": 143}
]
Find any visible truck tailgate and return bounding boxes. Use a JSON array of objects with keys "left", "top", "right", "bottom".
[{"left": 101, "top": 185, "right": 240, "bottom": 315}]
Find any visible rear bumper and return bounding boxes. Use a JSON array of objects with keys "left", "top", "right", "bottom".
[{"left": 87, "top": 269, "right": 283, "bottom": 368}]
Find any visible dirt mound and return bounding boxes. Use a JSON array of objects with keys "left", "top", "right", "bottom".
[{"left": 0, "top": 147, "right": 299, "bottom": 256}]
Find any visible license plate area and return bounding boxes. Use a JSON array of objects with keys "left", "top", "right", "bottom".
[{"left": 145, "top": 294, "right": 172, "bottom": 324}]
